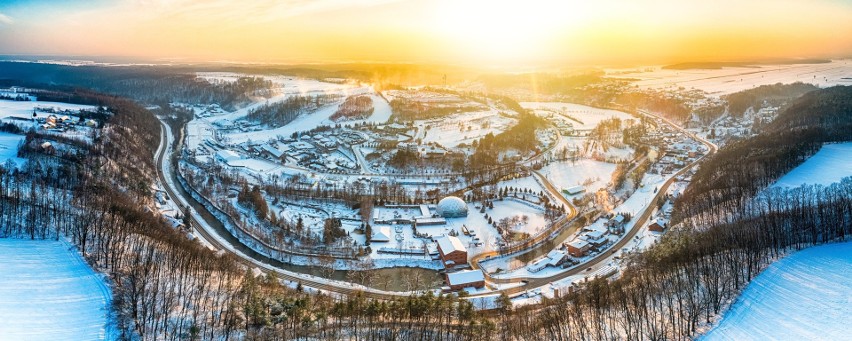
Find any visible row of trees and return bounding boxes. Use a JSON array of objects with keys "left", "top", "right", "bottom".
[{"left": 246, "top": 94, "right": 341, "bottom": 127}]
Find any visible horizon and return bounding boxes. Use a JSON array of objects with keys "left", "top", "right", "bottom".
[{"left": 1, "top": 0, "right": 852, "bottom": 69}]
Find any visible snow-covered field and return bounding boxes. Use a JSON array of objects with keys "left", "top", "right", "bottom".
[
  {"left": 538, "top": 159, "right": 617, "bottom": 193},
  {"left": 0, "top": 132, "right": 26, "bottom": 167},
  {"left": 0, "top": 99, "right": 96, "bottom": 120},
  {"left": 0, "top": 239, "right": 113, "bottom": 340},
  {"left": 702, "top": 241, "right": 852, "bottom": 341},
  {"left": 772, "top": 143, "right": 852, "bottom": 188},
  {"left": 418, "top": 110, "right": 516, "bottom": 148},
  {"left": 521, "top": 102, "right": 635, "bottom": 131},
  {"left": 608, "top": 60, "right": 852, "bottom": 97}
]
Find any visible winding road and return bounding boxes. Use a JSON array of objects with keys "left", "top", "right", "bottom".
[{"left": 155, "top": 105, "right": 717, "bottom": 301}]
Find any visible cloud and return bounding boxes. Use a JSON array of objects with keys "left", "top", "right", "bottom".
[{"left": 0, "top": 12, "right": 13, "bottom": 25}]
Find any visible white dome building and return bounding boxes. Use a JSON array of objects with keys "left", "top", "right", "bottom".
[{"left": 436, "top": 196, "right": 468, "bottom": 218}]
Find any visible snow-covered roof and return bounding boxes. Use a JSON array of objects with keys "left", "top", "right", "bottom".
[
  {"left": 216, "top": 149, "right": 241, "bottom": 162},
  {"left": 446, "top": 270, "right": 484, "bottom": 286},
  {"left": 260, "top": 144, "right": 284, "bottom": 158},
  {"left": 564, "top": 185, "right": 585, "bottom": 194},
  {"left": 436, "top": 235, "right": 466, "bottom": 254},
  {"left": 372, "top": 226, "right": 391, "bottom": 242},
  {"left": 546, "top": 250, "right": 565, "bottom": 260},
  {"left": 568, "top": 239, "right": 590, "bottom": 249},
  {"left": 585, "top": 230, "right": 607, "bottom": 240},
  {"left": 436, "top": 196, "right": 468, "bottom": 217}
]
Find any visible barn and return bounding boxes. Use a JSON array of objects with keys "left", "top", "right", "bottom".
[
  {"left": 436, "top": 235, "right": 467, "bottom": 267},
  {"left": 445, "top": 270, "right": 485, "bottom": 291}
]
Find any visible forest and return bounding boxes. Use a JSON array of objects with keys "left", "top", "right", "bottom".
[
  {"left": 246, "top": 94, "right": 341, "bottom": 127},
  {"left": 0, "top": 62, "right": 273, "bottom": 110},
  {"left": 723, "top": 82, "right": 818, "bottom": 117},
  {"left": 1, "top": 60, "right": 850, "bottom": 339}
]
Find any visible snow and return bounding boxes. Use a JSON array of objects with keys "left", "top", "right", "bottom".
[
  {"left": 608, "top": 60, "right": 852, "bottom": 97},
  {"left": 772, "top": 143, "right": 852, "bottom": 188},
  {"left": 436, "top": 235, "right": 466, "bottom": 254},
  {"left": 520, "top": 102, "right": 635, "bottom": 130},
  {"left": 223, "top": 101, "right": 342, "bottom": 144},
  {"left": 0, "top": 239, "right": 114, "bottom": 340},
  {"left": 702, "top": 241, "right": 852, "bottom": 341},
  {"left": 446, "top": 270, "right": 485, "bottom": 285},
  {"left": 538, "top": 159, "right": 617, "bottom": 193},
  {"left": 418, "top": 110, "right": 516, "bottom": 148},
  {"left": 0, "top": 132, "right": 25, "bottom": 168},
  {"left": 0, "top": 99, "right": 96, "bottom": 120}
]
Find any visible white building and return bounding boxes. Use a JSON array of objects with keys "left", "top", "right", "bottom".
[{"left": 215, "top": 150, "right": 241, "bottom": 163}]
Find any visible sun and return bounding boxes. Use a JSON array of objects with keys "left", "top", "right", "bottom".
[{"left": 432, "top": 0, "right": 578, "bottom": 65}]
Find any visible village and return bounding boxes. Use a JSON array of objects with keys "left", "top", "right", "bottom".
[{"left": 162, "top": 74, "right": 709, "bottom": 296}]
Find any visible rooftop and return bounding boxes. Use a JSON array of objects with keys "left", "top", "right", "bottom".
[
  {"left": 436, "top": 235, "right": 466, "bottom": 254},
  {"left": 446, "top": 270, "right": 485, "bottom": 285}
]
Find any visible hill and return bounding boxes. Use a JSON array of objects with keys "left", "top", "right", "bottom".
[{"left": 677, "top": 86, "right": 852, "bottom": 221}]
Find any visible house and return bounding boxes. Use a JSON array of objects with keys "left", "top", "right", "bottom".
[
  {"left": 445, "top": 270, "right": 485, "bottom": 291},
  {"left": 435, "top": 235, "right": 467, "bottom": 267},
  {"left": 372, "top": 226, "right": 391, "bottom": 242},
  {"left": 545, "top": 250, "right": 570, "bottom": 267},
  {"left": 606, "top": 214, "right": 626, "bottom": 232},
  {"left": 260, "top": 144, "right": 285, "bottom": 160},
  {"left": 215, "top": 150, "right": 241, "bottom": 164},
  {"left": 40, "top": 141, "right": 55, "bottom": 153},
  {"left": 567, "top": 239, "right": 590, "bottom": 257},
  {"left": 563, "top": 186, "right": 585, "bottom": 196},
  {"left": 648, "top": 220, "right": 666, "bottom": 232}
]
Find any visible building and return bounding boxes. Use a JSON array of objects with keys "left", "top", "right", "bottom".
[
  {"left": 606, "top": 214, "right": 625, "bottom": 229},
  {"left": 436, "top": 196, "right": 468, "bottom": 218},
  {"left": 260, "top": 144, "right": 285, "bottom": 160},
  {"left": 215, "top": 150, "right": 241, "bottom": 164},
  {"left": 435, "top": 235, "right": 467, "bottom": 267},
  {"left": 648, "top": 220, "right": 666, "bottom": 232},
  {"left": 445, "top": 270, "right": 485, "bottom": 291},
  {"left": 567, "top": 239, "right": 590, "bottom": 257},
  {"left": 563, "top": 186, "right": 586, "bottom": 196},
  {"left": 372, "top": 226, "right": 391, "bottom": 242}
]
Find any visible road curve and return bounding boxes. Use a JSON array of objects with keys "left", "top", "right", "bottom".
[
  {"left": 155, "top": 119, "right": 414, "bottom": 299},
  {"left": 466, "top": 108, "right": 717, "bottom": 298},
  {"left": 156, "top": 105, "right": 716, "bottom": 301}
]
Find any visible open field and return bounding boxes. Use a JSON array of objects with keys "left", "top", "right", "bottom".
[
  {"left": 772, "top": 142, "right": 852, "bottom": 188},
  {"left": 608, "top": 60, "right": 852, "bottom": 97},
  {"left": 702, "top": 241, "right": 852, "bottom": 340},
  {"left": 0, "top": 239, "right": 113, "bottom": 341}
]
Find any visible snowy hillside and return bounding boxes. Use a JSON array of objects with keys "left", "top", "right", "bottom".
[
  {"left": 0, "top": 239, "right": 114, "bottom": 340},
  {"left": 772, "top": 142, "right": 852, "bottom": 188},
  {"left": 702, "top": 241, "right": 852, "bottom": 340}
]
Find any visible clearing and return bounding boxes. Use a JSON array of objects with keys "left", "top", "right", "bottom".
[
  {"left": 701, "top": 241, "right": 852, "bottom": 340},
  {"left": 0, "top": 239, "right": 114, "bottom": 340}
]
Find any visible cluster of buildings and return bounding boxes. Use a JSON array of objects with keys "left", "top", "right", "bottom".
[
  {"left": 397, "top": 142, "right": 450, "bottom": 159},
  {"left": 565, "top": 213, "right": 627, "bottom": 258},
  {"left": 35, "top": 112, "right": 98, "bottom": 131},
  {"left": 652, "top": 142, "right": 703, "bottom": 175},
  {"left": 208, "top": 130, "right": 364, "bottom": 172},
  {"left": 435, "top": 235, "right": 486, "bottom": 291}
]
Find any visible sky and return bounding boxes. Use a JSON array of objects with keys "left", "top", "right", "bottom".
[{"left": 0, "top": 0, "right": 851, "bottom": 68}]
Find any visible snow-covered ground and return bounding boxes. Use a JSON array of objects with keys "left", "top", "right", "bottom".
[
  {"left": 772, "top": 143, "right": 852, "bottom": 188},
  {"left": 0, "top": 132, "right": 26, "bottom": 167},
  {"left": 538, "top": 159, "right": 617, "bottom": 193},
  {"left": 608, "top": 60, "right": 852, "bottom": 97},
  {"left": 0, "top": 99, "right": 96, "bottom": 120},
  {"left": 701, "top": 241, "right": 852, "bottom": 341},
  {"left": 418, "top": 110, "right": 516, "bottom": 148},
  {"left": 521, "top": 102, "right": 635, "bottom": 131},
  {"left": 0, "top": 239, "right": 114, "bottom": 340}
]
